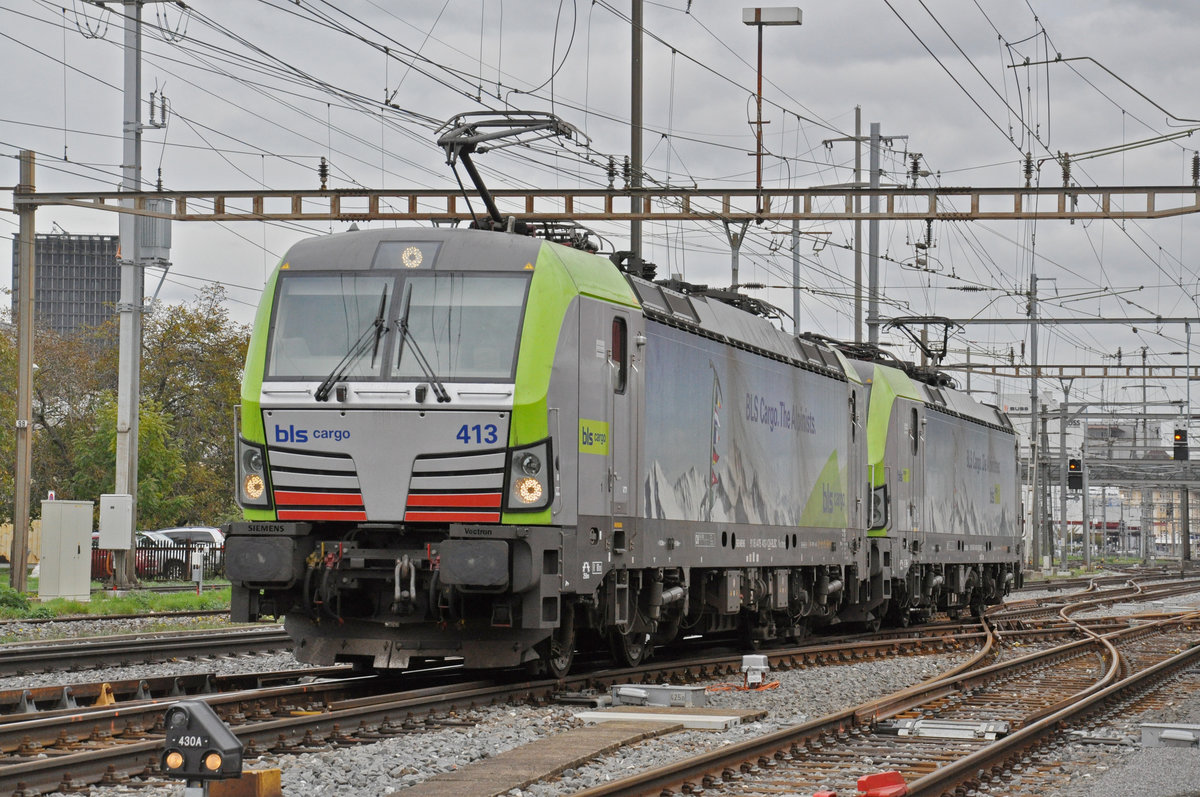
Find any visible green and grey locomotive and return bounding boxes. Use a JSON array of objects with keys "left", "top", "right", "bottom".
[{"left": 224, "top": 226, "right": 1022, "bottom": 675}]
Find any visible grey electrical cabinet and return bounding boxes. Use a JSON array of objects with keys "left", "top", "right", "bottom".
[
  {"left": 98, "top": 494, "right": 133, "bottom": 549},
  {"left": 38, "top": 500, "right": 94, "bottom": 602}
]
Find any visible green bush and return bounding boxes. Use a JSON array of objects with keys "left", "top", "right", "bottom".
[
  {"left": 0, "top": 588, "right": 31, "bottom": 612},
  {"left": 26, "top": 605, "right": 53, "bottom": 620}
]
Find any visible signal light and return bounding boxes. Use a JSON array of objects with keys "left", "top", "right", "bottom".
[
  {"left": 1176, "top": 429, "right": 1189, "bottom": 461},
  {"left": 1068, "top": 458, "right": 1082, "bottom": 490},
  {"left": 160, "top": 700, "right": 243, "bottom": 783}
]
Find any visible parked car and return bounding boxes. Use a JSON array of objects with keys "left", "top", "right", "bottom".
[
  {"left": 154, "top": 527, "right": 225, "bottom": 547},
  {"left": 90, "top": 530, "right": 189, "bottom": 581},
  {"left": 136, "top": 530, "right": 189, "bottom": 580},
  {"left": 154, "top": 527, "right": 225, "bottom": 576}
]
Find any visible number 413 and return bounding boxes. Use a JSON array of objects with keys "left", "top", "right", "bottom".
[{"left": 457, "top": 423, "right": 498, "bottom": 445}]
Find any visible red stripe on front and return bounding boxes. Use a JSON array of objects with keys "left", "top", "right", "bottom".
[
  {"left": 276, "top": 490, "right": 364, "bottom": 507},
  {"left": 404, "top": 511, "right": 502, "bottom": 523},
  {"left": 278, "top": 510, "right": 368, "bottom": 521},
  {"left": 406, "top": 493, "right": 502, "bottom": 508}
]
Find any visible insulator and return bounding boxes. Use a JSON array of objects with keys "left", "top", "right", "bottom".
[
  {"left": 1060, "top": 152, "right": 1070, "bottom": 187},
  {"left": 606, "top": 156, "right": 616, "bottom": 189},
  {"left": 622, "top": 155, "right": 631, "bottom": 188},
  {"left": 1023, "top": 152, "right": 1033, "bottom": 187},
  {"left": 910, "top": 154, "right": 920, "bottom": 187},
  {"left": 1193, "top": 152, "right": 1199, "bottom": 187},
  {"left": 925, "top": 218, "right": 934, "bottom": 248},
  {"left": 156, "top": 168, "right": 163, "bottom": 192},
  {"left": 318, "top": 156, "right": 329, "bottom": 190}
]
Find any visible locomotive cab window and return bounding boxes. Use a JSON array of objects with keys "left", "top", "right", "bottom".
[
  {"left": 612, "top": 317, "right": 628, "bottom": 394},
  {"left": 265, "top": 270, "right": 530, "bottom": 383},
  {"left": 266, "top": 273, "right": 393, "bottom": 380},
  {"left": 396, "top": 273, "right": 530, "bottom": 381}
]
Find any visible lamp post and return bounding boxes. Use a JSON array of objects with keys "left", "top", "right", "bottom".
[
  {"left": 742, "top": 7, "right": 802, "bottom": 216},
  {"left": 1186, "top": 323, "right": 1192, "bottom": 563}
]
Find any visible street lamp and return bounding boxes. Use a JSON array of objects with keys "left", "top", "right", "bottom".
[{"left": 743, "top": 7, "right": 802, "bottom": 215}]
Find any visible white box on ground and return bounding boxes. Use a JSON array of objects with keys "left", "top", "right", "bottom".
[
  {"left": 610, "top": 684, "right": 708, "bottom": 707},
  {"left": 742, "top": 654, "right": 770, "bottom": 686},
  {"left": 38, "top": 500, "right": 93, "bottom": 602}
]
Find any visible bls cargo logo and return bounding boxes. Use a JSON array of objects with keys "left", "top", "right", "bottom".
[
  {"left": 578, "top": 419, "right": 609, "bottom": 455},
  {"left": 274, "top": 424, "right": 352, "bottom": 443}
]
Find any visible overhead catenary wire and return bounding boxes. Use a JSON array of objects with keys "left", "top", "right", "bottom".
[{"left": 0, "top": 0, "right": 1194, "bottom": 383}]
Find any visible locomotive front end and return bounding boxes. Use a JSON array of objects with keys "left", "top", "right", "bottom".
[{"left": 225, "top": 229, "right": 568, "bottom": 670}]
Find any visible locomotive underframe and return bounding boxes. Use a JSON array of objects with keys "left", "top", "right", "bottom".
[{"left": 227, "top": 518, "right": 1020, "bottom": 671}]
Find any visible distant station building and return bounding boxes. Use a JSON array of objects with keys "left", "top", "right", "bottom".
[{"left": 10, "top": 233, "right": 120, "bottom": 334}]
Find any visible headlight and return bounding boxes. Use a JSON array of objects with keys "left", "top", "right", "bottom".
[
  {"left": 236, "top": 437, "right": 272, "bottom": 508},
  {"left": 506, "top": 438, "right": 553, "bottom": 511},
  {"left": 242, "top": 448, "right": 262, "bottom": 473},
  {"left": 514, "top": 477, "right": 543, "bottom": 504},
  {"left": 244, "top": 473, "right": 266, "bottom": 500}
]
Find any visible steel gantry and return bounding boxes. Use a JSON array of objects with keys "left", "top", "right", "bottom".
[{"left": 12, "top": 183, "right": 1200, "bottom": 224}]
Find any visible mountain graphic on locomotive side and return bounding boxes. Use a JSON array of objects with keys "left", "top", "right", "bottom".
[{"left": 224, "top": 226, "right": 1022, "bottom": 676}]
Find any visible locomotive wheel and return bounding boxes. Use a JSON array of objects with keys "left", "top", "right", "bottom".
[
  {"left": 608, "top": 628, "right": 650, "bottom": 667},
  {"left": 543, "top": 602, "right": 576, "bottom": 679}
]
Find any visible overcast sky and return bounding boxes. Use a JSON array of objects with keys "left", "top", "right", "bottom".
[{"left": 2, "top": 0, "right": 1199, "bottom": 420}]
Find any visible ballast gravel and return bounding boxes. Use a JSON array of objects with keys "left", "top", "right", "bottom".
[
  {"left": 0, "top": 613, "right": 236, "bottom": 644},
  {"left": 20, "top": 600, "right": 1200, "bottom": 797},
  {"left": 0, "top": 615, "right": 327, "bottom": 691},
  {"left": 1038, "top": 687, "right": 1200, "bottom": 797},
  {"left": 27, "top": 620, "right": 967, "bottom": 797}
]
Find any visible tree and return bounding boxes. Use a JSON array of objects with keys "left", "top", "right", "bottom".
[
  {"left": 68, "top": 395, "right": 190, "bottom": 529},
  {"left": 0, "top": 310, "right": 15, "bottom": 523},
  {"left": 29, "top": 322, "right": 116, "bottom": 511},
  {"left": 139, "top": 285, "right": 250, "bottom": 525},
  {"left": 3, "top": 284, "right": 250, "bottom": 528}
]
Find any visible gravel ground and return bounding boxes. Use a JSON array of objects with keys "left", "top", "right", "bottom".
[
  {"left": 1, "top": 615, "right": 325, "bottom": 690},
  {"left": 4, "top": 648, "right": 315, "bottom": 690},
  {"left": 1036, "top": 682, "right": 1200, "bottom": 797},
  {"left": 1070, "top": 589, "right": 1200, "bottom": 619},
  {"left": 28, "top": 632, "right": 967, "bottom": 797},
  {"left": 18, "top": 602, "right": 1200, "bottom": 797},
  {"left": 0, "top": 613, "right": 237, "bottom": 644}
]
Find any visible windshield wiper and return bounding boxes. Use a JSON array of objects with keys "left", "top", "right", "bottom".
[
  {"left": 396, "top": 281, "right": 451, "bottom": 403},
  {"left": 314, "top": 286, "right": 389, "bottom": 402}
]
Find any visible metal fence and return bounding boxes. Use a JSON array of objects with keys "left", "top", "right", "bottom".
[{"left": 90, "top": 542, "right": 225, "bottom": 582}]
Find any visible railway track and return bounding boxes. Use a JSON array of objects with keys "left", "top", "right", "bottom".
[
  {"left": 0, "top": 626, "right": 289, "bottom": 677},
  {"left": 989, "top": 576, "right": 1200, "bottom": 624},
  {"left": 0, "top": 665, "right": 353, "bottom": 719},
  {"left": 563, "top": 589, "right": 1200, "bottom": 797},
  {"left": 1010, "top": 566, "right": 1171, "bottom": 595},
  {"left": 567, "top": 615, "right": 1200, "bottom": 797},
  {"left": 3, "top": 575, "right": 1197, "bottom": 795},
  {"left": 0, "top": 625, "right": 981, "bottom": 795}
]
